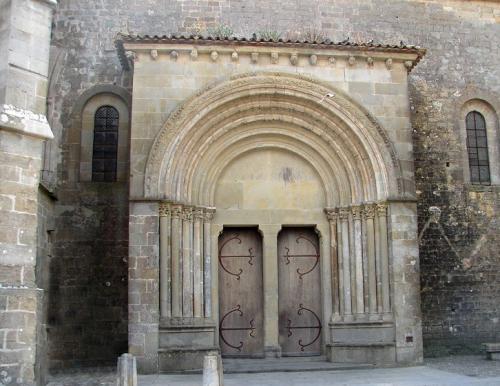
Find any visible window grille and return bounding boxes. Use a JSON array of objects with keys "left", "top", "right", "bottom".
[
  {"left": 92, "top": 106, "right": 119, "bottom": 182},
  {"left": 466, "top": 111, "right": 490, "bottom": 185}
]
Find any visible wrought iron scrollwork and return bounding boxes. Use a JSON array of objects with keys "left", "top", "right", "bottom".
[
  {"left": 286, "top": 303, "right": 322, "bottom": 351},
  {"left": 283, "top": 235, "right": 320, "bottom": 279},
  {"left": 219, "top": 304, "right": 256, "bottom": 352},
  {"left": 218, "top": 233, "right": 254, "bottom": 280}
]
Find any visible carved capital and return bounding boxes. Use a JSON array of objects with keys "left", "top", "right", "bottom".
[
  {"left": 171, "top": 204, "right": 183, "bottom": 219},
  {"left": 376, "top": 202, "right": 388, "bottom": 217},
  {"left": 351, "top": 205, "right": 363, "bottom": 220},
  {"left": 338, "top": 207, "right": 350, "bottom": 221},
  {"left": 193, "top": 207, "right": 205, "bottom": 220},
  {"left": 324, "top": 208, "right": 338, "bottom": 222},
  {"left": 203, "top": 207, "right": 216, "bottom": 222},
  {"left": 271, "top": 52, "right": 279, "bottom": 64},
  {"left": 159, "top": 202, "right": 171, "bottom": 217},
  {"left": 363, "top": 203, "right": 376, "bottom": 219},
  {"left": 182, "top": 206, "right": 193, "bottom": 221}
]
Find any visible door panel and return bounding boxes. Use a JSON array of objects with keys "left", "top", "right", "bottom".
[
  {"left": 218, "top": 228, "right": 263, "bottom": 357},
  {"left": 278, "top": 227, "right": 322, "bottom": 356}
]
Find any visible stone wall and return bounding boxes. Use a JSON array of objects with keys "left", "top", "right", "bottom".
[
  {"left": 47, "top": 183, "right": 129, "bottom": 368},
  {"left": 45, "top": 0, "right": 500, "bottom": 368},
  {"left": 0, "top": 0, "right": 55, "bottom": 384},
  {"left": 128, "top": 202, "right": 159, "bottom": 373}
]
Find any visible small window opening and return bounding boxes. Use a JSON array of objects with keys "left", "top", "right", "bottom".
[
  {"left": 466, "top": 111, "right": 490, "bottom": 185},
  {"left": 92, "top": 106, "right": 119, "bottom": 182}
]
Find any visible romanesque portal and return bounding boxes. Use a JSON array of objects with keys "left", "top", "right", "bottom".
[{"left": 121, "top": 36, "right": 424, "bottom": 372}]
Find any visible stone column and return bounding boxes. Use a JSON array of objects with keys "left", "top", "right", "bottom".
[
  {"left": 260, "top": 224, "right": 282, "bottom": 357},
  {"left": 159, "top": 202, "right": 172, "bottom": 318},
  {"left": 170, "top": 204, "right": 183, "bottom": 317},
  {"left": 377, "top": 203, "right": 391, "bottom": 315},
  {"left": 352, "top": 205, "right": 364, "bottom": 315},
  {"left": 339, "top": 208, "right": 352, "bottom": 317},
  {"left": 363, "top": 204, "right": 377, "bottom": 316},
  {"left": 193, "top": 208, "right": 204, "bottom": 318},
  {"left": 336, "top": 211, "right": 345, "bottom": 315},
  {"left": 203, "top": 209, "right": 215, "bottom": 318},
  {"left": 325, "top": 209, "right": 340, "bottom": 318},
  {"left": 182, "top": 206, "right": 194, "bottom": 317}
]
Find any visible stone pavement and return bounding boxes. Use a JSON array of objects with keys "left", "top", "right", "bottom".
[{"left": 47, "top": 356, "right": 500, "bottom": 386}]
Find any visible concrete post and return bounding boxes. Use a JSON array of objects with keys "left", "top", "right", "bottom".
[{"left": 117, "top": 353, "right": 137, "bottom": 386}]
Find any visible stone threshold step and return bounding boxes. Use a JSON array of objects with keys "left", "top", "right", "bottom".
[
  {"left": 222, "top": 357, "right": 376, "bottom": 374},
  {"left": 163, "top": 357, "right": 376, "bottom": 375}
]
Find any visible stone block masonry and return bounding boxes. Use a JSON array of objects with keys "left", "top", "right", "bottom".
[
  {"left": 128, "top": 202, "right": 159, "bottom": 373},
  {"left": 44, "top": 0, "right": 500, "bottom": 371},
  {"left": 0, "top": 0, "right": 55, "bottom": 384}
]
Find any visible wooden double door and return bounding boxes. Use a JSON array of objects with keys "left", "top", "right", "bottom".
[{"left": 218, "top": 227, "right": 322, "bottom": 357}]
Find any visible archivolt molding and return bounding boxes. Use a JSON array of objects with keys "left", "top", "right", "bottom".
[{"left": 144, "top": 72, "right": 403, "bottom": 206}]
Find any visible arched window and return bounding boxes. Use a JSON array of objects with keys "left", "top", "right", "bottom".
[
  {"left": 92, "top": 106, "right": 119, "bottom": 182},
  {"left": 466, "top": 111, "right": 490, "bottom": 185}
]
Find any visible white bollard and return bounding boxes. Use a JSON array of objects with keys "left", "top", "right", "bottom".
[
  {"left": 117, "top": 353, "right": 137, "bottom": 386},
  {"left": 202, "top": 353, "right": 223, "bottom": 386}
]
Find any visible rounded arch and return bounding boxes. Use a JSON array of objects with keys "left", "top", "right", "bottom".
[
  {"left": 144, "top": 72, "right": 403, "bottom": 206},
  {"left": 72, "top": 85, "right": 131, "bottom": 182}
]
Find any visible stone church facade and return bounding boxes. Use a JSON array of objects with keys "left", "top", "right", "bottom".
[{"left": 0, "top": 0, "right": 499, "bottom": 385}]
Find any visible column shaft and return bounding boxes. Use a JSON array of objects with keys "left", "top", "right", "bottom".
[
  {"left": 159, "top": 203, "right": 171, "bottom": 318},
  {"left": 364, "top": 204, "right": 377, "bottom": 315},
  {"left": 193, "top": 209, "right": 204, "bottom": 318},
  {"left": 377, "top": 203, "right": 391, "bottom": 314},
  {"left": 325, "top": 209, "right": 339, "bottom": 316},
  {"left": 352, "top": 206, "right": 364, "bottom": 315},
  {"left": 336, "top": 216, "right": 345, "bottom": 315},
  {"left": 203, "top": 209, "right": 215, "bottom": 318},
  {"left": 339, "top": 209, "right": 351, "bottom": 316},
  {"left": 182, "top": 207, "right": 194, "bottom": 317},
  {"left": 170, "top": 205, "right": 183, "bottom": 317}
]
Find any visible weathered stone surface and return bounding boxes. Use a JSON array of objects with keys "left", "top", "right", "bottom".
[
  {"left": 203, "top": 354, "right": 224, "bottom": 386},
  {"left": 117, "top": 353, "right": 137, "bottom": 386},
  {"left": 18, "top": 0, "right": 498, "bottom": 375}
]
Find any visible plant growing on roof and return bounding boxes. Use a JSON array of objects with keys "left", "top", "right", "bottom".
[
  {"left": 257, "top": 30, "right": 282, "bottom": 41},
  {"left": 207, "top": 24, "right": 234, "bottom": 39}
]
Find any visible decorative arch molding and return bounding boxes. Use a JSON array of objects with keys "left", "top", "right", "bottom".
[
  {"left": 70, "top": 84, "right": 132, "bottom": 182},
  {"left": 70, "top": 84, "right": 132, "bottom": 123},
  {"left": 144, "top": 72, "right": 403, "bottom": 206}
]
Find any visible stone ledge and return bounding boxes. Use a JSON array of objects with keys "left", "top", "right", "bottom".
[{"left": 0, "top": 104, "right": 53, "bottom": 140}]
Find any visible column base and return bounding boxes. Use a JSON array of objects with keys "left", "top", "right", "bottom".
[
  {"left": 159, "top": 318, "right": 217, "bottom": 372},
  {"left": 159, "top": 347, "right": 219, "bottom": 372},
  {"left": 264, "top": 345, "right": 282, "bottom": 358},
  {"left": 328, "top": 319, "right": 396, "bottom": 364},
  {"left": 327, "top": 343, "right": 396, "bottom": 364}
]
